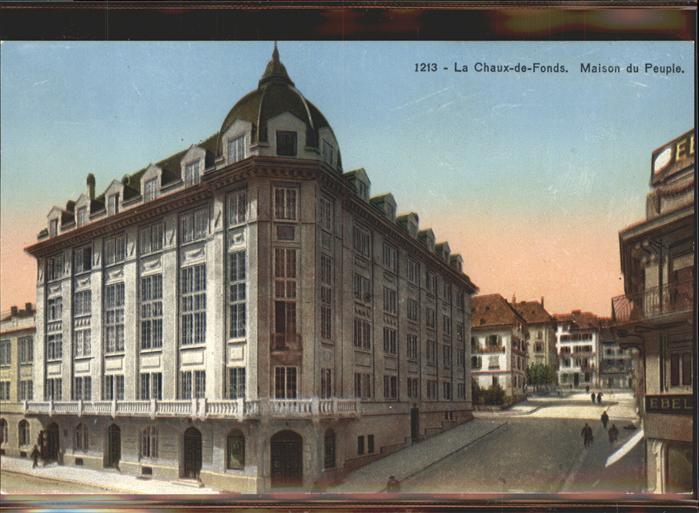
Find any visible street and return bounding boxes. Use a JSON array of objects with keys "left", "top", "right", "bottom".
[{"left": 1, "top": 470, "right": 112, "bottom": 494}]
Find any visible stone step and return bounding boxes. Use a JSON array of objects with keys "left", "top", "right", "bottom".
[{"left": 172, "top": 478, "right": 204, "bottom": 488}]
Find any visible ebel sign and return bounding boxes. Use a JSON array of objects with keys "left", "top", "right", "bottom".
[
  {"left": 651, "top": 129, "right": 695, "bottom": 185},
  {"left": 645, "top": 394, "right": 693, "bottom": 415}
]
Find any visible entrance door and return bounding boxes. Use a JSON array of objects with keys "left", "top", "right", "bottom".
[
  {"left": 573, "top": 374, "right": 580, "bottom": 387},
  {"left": 106, "top": 424, "right": 121, "bottom": 468},
  {"left": 46, "top": 423, "right": 59, "bottom": 462},
  {"left": 183, "top": 427, "right": 202, "bottom": 479},
  {"left": 410, "top": 407, "right": 420, "bottom": 442},
  {"left": 271, "top": 430, "right": 303, "bottom": 487}
]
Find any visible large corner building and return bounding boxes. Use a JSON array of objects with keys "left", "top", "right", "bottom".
[{"left": 22, "top": 47, "right": 478, "bottom": 491}]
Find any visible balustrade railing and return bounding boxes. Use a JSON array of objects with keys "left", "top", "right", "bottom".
[{"left": 612, "top": 279, "right": 693, "bottom": 323}]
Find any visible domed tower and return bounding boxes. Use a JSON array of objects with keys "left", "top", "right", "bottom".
[{"left": 217, "top": 43, "right": 342, "bottom": 172}]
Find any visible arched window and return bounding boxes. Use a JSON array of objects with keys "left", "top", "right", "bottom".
[
  {"left": 324, "top": 428, "right": 336, "bottom": 469},
  {"left": 18, "top": 420, "right": 30, "bottom": 447},
  {"left": 140, "top": 425, "right": 158, "bottom": 459},
  {"left": 75, "top": 423, "right": 88, "bottom": 451},
  {"left": 0, "top": 419, "right": 7, "bottom": 445},
  {"left": 226, "top": 429, "right": 245, "bottom": 469}
]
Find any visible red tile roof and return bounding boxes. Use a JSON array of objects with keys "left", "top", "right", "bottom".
[
  {"left": 514, "top": 300, "right": 554, "bottom": 324},
  {"left": 472, "top": 294, "right": 525, "bottom": 329},
  {"left": 553, "top": 310, "right": 601, "bottom": 330}
]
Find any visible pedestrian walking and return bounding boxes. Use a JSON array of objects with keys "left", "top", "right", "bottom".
[
  {"left": 31, "top": 444, "right": 40, "bottom": 469},
  {"left": 591, "top": 392, "right": 596, "bottom": 404},
  {"left": 608, "top": 424, "right": 619, "bottom": 444},
  {"left": 601, "top": 411, "right": 609, "bottom": 429},
  {"left": 581, "top": 422, "right": 593, "bottom": 448},
  {"left": 585, "top": 385, "right": 590, "bottom": 393},
  {"left": 597, "top": 392, "right": 603, "bottom": 404},
  {"left": 386, "top": 475, "right": 401, "bottom": 492}
]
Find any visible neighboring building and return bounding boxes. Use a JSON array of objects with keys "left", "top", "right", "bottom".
[
  {"left": 514, "top": 297, "right": 557, "bottom": 369},
  {"left": 612, "top": 129, "right": 694, "bottom": 494},
  {"left": 471, "top": 294, "right": 528, "bottom": 400},
  {"left": 554, "top": 310, "right": 601, "bottom": 389},
  {"left": 21, "top": 46, "right": 478, "bottom": 491},
  {"left": 598, "top": 320, "right": 635, "bottom": 390},
  {"left": 0, "top": 304, "right": 41, "bottom": 457}
]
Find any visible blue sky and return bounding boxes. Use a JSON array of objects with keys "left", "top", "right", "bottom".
[{"left": 1, "top": 41, "right": 694, "bottom": 313}]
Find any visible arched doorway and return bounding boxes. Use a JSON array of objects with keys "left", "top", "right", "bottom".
[
  {"left": 271, "top": 430, "right": 303, "bottom": 487},
  {"left": 46, "top": 423, "right": 60, "bottom": 462},
  {"left": 183, "top": 427, "right": 202, "bottom": 479},
  {"left": 106, "top": 424, "right": 121, "bottom": 468}
]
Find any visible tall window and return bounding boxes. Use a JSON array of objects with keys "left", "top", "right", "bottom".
[
  {"left": 139, "top": 223, "right": 164, "bottom": 255},
  {"left": 274, "top": 366, "right": 298, "bottom": 399},
  {"left": 19, "top": 420, "right": 30, "bottom": 446},
  {"left": 72, "top": 376, "right": 92, "bottom": 400},
  {"left": 227, "top": 135, "right": 246, "bottom": 164},
  {"left": 228, "top": 251, "right": 246, "bottom": 338},
  {"left": 107, "top": 193, "right": 119, "bottom": 216},
  {"left": 426, "top": 307, "right": 436, "bottom": 329},
  {"left": 104, "top": 234, "right": 126, "bottom": 266},
  {"left": 179, "top": 370, "right": 206, "bottom": 399},
  {"left": 407, "top": 298, "right": 419, "bottom": 321},
  {"left": 383, "top": 327, "right": 397, "bottom": 355},
  {"left": 274, "top": 187, "right": 298, "bottom": 221},
  {"left": 443, "top": 315, "right": 452, "bottom": 336},
  {"left": 426, "top": 340, "right": 437, "bottom": 365},
  {"left": 354, "top": 373, "right": 372, "bottom": 399},
  {"left": 382, "top": 243, "right": 398, "bottom": 273},
  {"left": 426, "top": 380, "right": 438, "bottom": 400},
  {"left": 140, "top": 426, "right": 158, "bottom": 459},
  {"left": 75, "top": 423, "right": 88, "bottom": 451},
  {"left": 0, "top": 382, "right": 9, "bottom": 400},
  {"left": 19, "top": 380, "right": 33, "bottom": 401},
  {"left": 45, "top": 378, "right": 62, "bottom": 400},
  {"left": 320, "top": 254, "right": 332, "bottom": 339},
  {"left": 352, "top": 225, "right": 371, "bottom": 257},
  {"left": 320, "top": 368, "right": 332, "bottom": 398},
  {"left": 276, "top": 131, "right": 297, "bottom": 156},
  {"left": 144, "top": 178, "right": 159, "bottom": 201},
  {"left": 227, "top": 188, "right": 247, "bottom": 226},
  {"left": 141, "top": 274, "right": 163, "bottom": 349},
  {"left": 353, "top": 274, "right": 371, "bottom": 303},
  {"left": 180, "top": 207, "right": 208, "bottom": 244},
  {"left": 74, "top": 245, "right": 92, "bottom": 273},
  {"left": 74, "top": 290, "right": 91, "bottom": 358},
  {"left": 226, "top": 430, "right": 245, "bottom": 469},
  {"left": 47, "top": 334, "right": 62, "bottom": 361},
  {"left": 670, "top": 349, "right": 692, "bottom": 387},
  {"left": 185, "top": 159, "right": 201, "bottom": 186},
  {"left": 442, "top": 345, "right": 452, "bottom": 369},
  {"left": 324, "top": 429, "right": 336, "bottom": 469},
  {"left": 407, "top": 334, "right": 418, "bottom": 361},
  {"left": 426, "top": 270, "right": 437, "bottom": 294},
  {"left": 228, "top": 367, "right": 246, "bottom": 399},
  {"left": 407, "top": 377, "right": 419, "bottom": 399},
  {"left": 273, "top": 248, "right": 297, "bottom": 348},
  {"left": 104, "top": 375, "right": 124, "bottom": 400},
  {"left": 0, "top": 340, "right": 9, "bottom": 365},
  {"left": 353, "top": 318, "right": 371, "bottom": 350},
  {"left": 49, "top": 218, "right": 59, "bottom": 237},
  {"left": 105, "top": 283, "right": 125, "bottom": 353},
  {"left": 319, "top": 196, "right": 333, "bottom": 232},
  {"left": 383, "top": 375, "right": 398, "bottom": 400},
  {"left": 180, "top": 265, "right": 206, "bottom": 345},
  {"left": 76, "top": 206, "right": 88, "bottom": 227},
  {"left": 383, "top": 287, "right": 397, "bottom": 315},
  {"left": 140, "top": 372, "right": 162, "bottom": 400},
  {"left": 47, "top": 254, "right": 64, "bottom": 281},
  {"left": 47, "top": 297, "right": 63, "bottom": 322},
  {"left": 47, "top": 296, "right": 63, "bottom": 361},
  {"left": 322, "top": 140, "right": 335, "bottom": 166},
  {"left": 19, "top": 337, "right": 33, "bottom": 364},
  {"left": 407, "top": 258, "right": 419, "bottom": 284},
  {"left": 443, "top": 382, "right": 452, "bottom": 400}
]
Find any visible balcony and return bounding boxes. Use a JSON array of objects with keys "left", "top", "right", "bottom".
[
  {"left": 612, "top": 280, "right": 693, "bottom": 323},
  {"left": 472, "top": 345, "right": 506, "bottom": 354},
  {"left": 23, "top": 397, "right": 361, "bottom": 420},
  {"left": 271, "top": 332, "right": 302, "bottom": 352}
]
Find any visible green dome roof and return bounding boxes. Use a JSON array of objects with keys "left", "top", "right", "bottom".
[{"left": 217, "top": 44, "right": 336, "bottom": 156}]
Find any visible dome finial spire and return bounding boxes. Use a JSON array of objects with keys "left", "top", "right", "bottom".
[
  {"left": 259, "top": 41, "right": 294, "bottom": 87},
  {"left": 273, "top": 41, "right": 279, "bottom": 62}
]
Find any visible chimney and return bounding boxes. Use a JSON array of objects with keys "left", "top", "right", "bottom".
[
  {"left": 25, "top": 303, "right": 33, "bottom": 314},
  {"left": 540, "top": 296, "right": 544, "bottom": 308},
  {"left": 10, "top": 305, "right": 18, "bottom": 316},
  {"left": 87, "top": 173, "right": 96, "bottom": 200},
  {"left": 511, "top": 293, "right": 516, "bottom": 304}
]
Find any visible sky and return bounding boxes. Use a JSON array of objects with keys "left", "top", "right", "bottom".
[{"left": 0, "top": 41, "right": 695, "bottom": 315}]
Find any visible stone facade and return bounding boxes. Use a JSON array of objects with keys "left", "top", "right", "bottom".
[{"left": 21, "top": 47, "right": 477, "bottom": 491}]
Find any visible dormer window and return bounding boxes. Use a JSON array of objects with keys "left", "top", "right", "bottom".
[
  {"left": 107, "top": 194, "right": 119, "bottom": 216},
  {"left": 185, "top": 160, "right": 201, "bottom": 186},
  {"left": 144, "top": 178, "right": 159, "bottom": 202},
  {"left": 49, "top": 219, "right": 59, "bottom": 238},
  {"left": 322, "top": 140, "right": 334, "bottom": 166},
  {"left": 358, "top": 182, "right": 369, "bottom": 200},
  {"left": 386, "top": 204, "right": 395, "bottom": 220},
  {"left": 277, "top": 131, "right": 297, "bottom": 157},
  {"left": 76, "top": 206, "right": 88, "bottom": 227},
  {"left": 227, "top": 135, "right": 246, "bottom": 164}
]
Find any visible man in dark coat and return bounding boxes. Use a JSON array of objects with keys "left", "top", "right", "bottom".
[
  {"left": 581, "top": 423, "right": 593, "bottom": 448},
  {"left": 31, "top": 444, "right": 40, "bottom": 469},
  {"left": 591, "top": 392, "right": 596, "bottom": 404},
  {"left": 601, "top": 411, "right": 609, "bottom": 429},
  {"left": 608, "top": 424, "right": 619, "bottom": 444},
  {"left": 597, "top": 392, "right": 603, "bottom": 404}
]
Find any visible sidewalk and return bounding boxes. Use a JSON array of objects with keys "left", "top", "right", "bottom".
[
  {"left": 0, "top": 456, "right": 218, "bottom": 494},
  {"left": 330, "top": 418, "right": 507, "bottom": 493}
]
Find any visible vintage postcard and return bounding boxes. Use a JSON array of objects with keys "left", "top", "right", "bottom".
[{"left": 0, "top": 22, "right": 695, "bottom": 509}]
